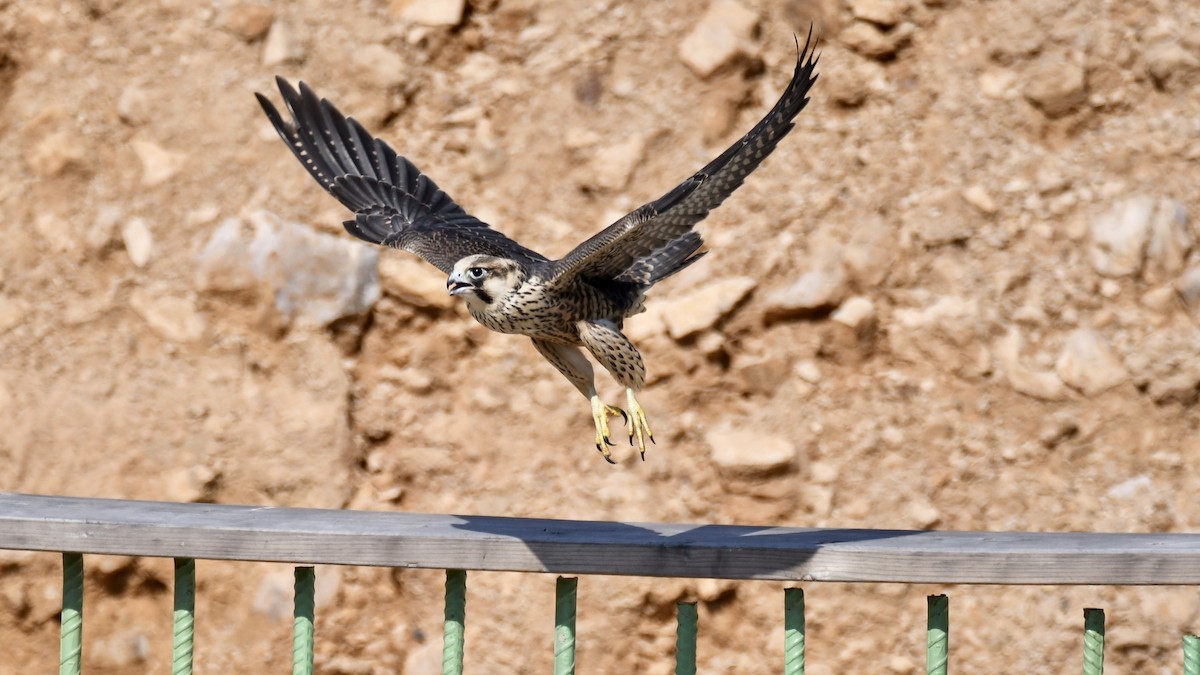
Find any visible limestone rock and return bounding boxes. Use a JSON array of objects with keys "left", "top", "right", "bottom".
[
  {"left": 352, "top": 43, "right": 407, "bottom": 90},
  {"left": 1176, "top": 265, "right": 1200, "bottom": 316},
  {"left": 28, "top": 131, "right": 87, "bottom": 177},
  {"left": 961, "top": 185, "right": 998, "bottom": 215},
  {"left": 889, "top": 296, "right": 986, "bottom": 376},
  {"left": 1055, "top": 329, "right": 1127, "bottom": 396},
  {"left": 116, "top": 86, "right": 152, "bottom": 126},
  {"left": 763, "top": 266, "right": 847, "bottom": 320},
  {"left": 121, "top": 217, "right": 154, "bottom": 268},
  {"left": 132, "top": 140, "right": 185, "bottom": 187},
  {"left": 194, "top": 218, "right": 257, "bottom": 293},
  {"left": 378, "top": 255, "right": 453, "bottom": 309},
  {"left": 392, "top": 0, "right": 466, "bottom": 27},
  {"left": 129, "top": 288, "right": 206, "bottom": 343},
  {"left": 0, "top": 295, "right": 29, "bottom": 335},
  {"left": 659, "top": 276, "right": 756, "bottom": 339},
  {"left": 996, "top": 329, "right": 1066, "bottom": 401},
  {"left": 907, "top": 497, "right": 941, "bottom": 529},
  {"left": 588, "top": 134, "right": 645, "bottom": 191},
  {"left": 247, "top": 211, "right": 380, "bottom": 327},
  {"left": 707, "top": 427, "right": 797, "bottom": 475},
  {"left": 1144, "top": 198, "right": 1192, "bottom": 283},
  {"left": 220, "top": 3, "right": 275, "bottom": 42},
  {"left": 262, "top": 19, "right": 304, "bottom": 66},
  {"left": 1023, "top": 53, "right": 1086, "bottom": 117},
  {"left": 831, "top": 296, "right": 876, "bottom": 330},
  {"left": 840, "top": 20, "right": 914, "bottom": 60},
  {"left": 1088, "top": 196, "right": 1154, "bottom": 278},
  {"left": 736, "top": 354, "right": 791, "bottom": 396},
  {"left": 850, "top": 0, "right": 908, "bottom": 27},
  {"left": 163, "top": 464, "right": 219, "bottom": 502},
  {"left": 1144, "top": 38, "right": 1200, "bottom": 91},
  {"left": 678, "top": 0, "right": 759, "bottom": 78},
  {"left": 904, "top": 186, "right": 977, "bottom": 248}
]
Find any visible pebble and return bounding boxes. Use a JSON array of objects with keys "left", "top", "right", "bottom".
[
  {"left": 996, "top": 329, "right": 1066, "bottom": 401},
  {"left": 1175, "top": 265, "right": 1200, "bottom": 316},
  {"left": 163, "top": 464, "right": 219, "bottom": 502},
  {"left": 763, "top": 266, "right": 848, "bottom": 320},
  {"left": 129, "top": 288, "right": 206, "bottom": 343},
  {"left": 1144, "top": 38, "right": 1200, "bottom": 91},
  {"left": 907, "top": 497, "right": 941, "bottom": 529},
  {"left": 352, "top": 43, "right": 407, "bottom": 90},
  {"left": 194, "top": 218, "right": 257, "bottom": 292},
  {"left": 1023, "top": 53, "right": 1086, "bottom": 117},
  {"left": 262, "top": 19, "right": 304, "bottom": 66},
  {"left": 116, "top": 85, "right": 152, "bottom": 126},
  {"left": 850, "top": 0, "right": 908, "bottom": 27},
  {"left": 794, "top": 359, "right": 822, "bottom": 384},
  {"left": 1144, "top": 198, "right": 1192, "bottom": 283},
  {"left": 839, "top": 20, "right": 914, "bottom": 60},
  {"left": 706, "top": 427, "right": 797, "bottom": 475},
  {"left": 131, "top": 140, "right": 184, "bottom": 187},
  {"left": 1055, "top": 329, "right": 1127, "bottom": 396},
  {"left": 978, "top": 67, "right": 1017, "bottom": 98},
  {"left": 28, "top": 131, "right": 86, "bottom": 177},
  {"left": 1140, "top": 286, "right": 1178, "bottom": 313},
  {"left": 659, "top": 276, "right": 756, "bottom": 340},
  {"left": 889, "top": 296, "right": 985, "bottom": 375},
  {"left": 831, "top": 296, "right": 876, "bottom": 330},
  {"left": 961, "top": 185, "right": 998, "bottom": 215},
  {"left": 678, "top": 0, "right": 759, "bottom": 78},
  {"left": 220, "top": 3, "right": 275, "bottom": 42},
  {"left": 736, "top": 354, "right": 791, "bottom": 396},
  {"left": 1088, "top": 195, "right": 1155, "bottom": 278},
  {"left": 121, "top": 217, "right": 154, "bottom": 268},
  {"left": 393, "top": 0, "right": 466, "bottom": 27},
  {"left": 403, "top": 641, "right": 443, "bottom": 675},
  {"left": 588, "top": 133, "right": 645, "bottom": 191}
]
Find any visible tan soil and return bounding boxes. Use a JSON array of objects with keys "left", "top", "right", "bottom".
[{"left": 1, "top": 0, "right": 1199, "bottom": 672}]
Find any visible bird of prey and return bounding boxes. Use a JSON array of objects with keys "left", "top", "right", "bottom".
[{"left": 256, "top": 33, "right": 820, "bottom": 463}]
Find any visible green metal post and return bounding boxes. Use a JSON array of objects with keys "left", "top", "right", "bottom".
[
  {"left": 1082, "top": 608, "right": 1104, "bottom": 675},
  {"left": 59, "top": 553, "right": 83, "bottom": 675},
  {"left": 293, "top": 567, "right": 315, "bottom": 675},
  {"left": 554, "top": 577, "right": 578, "bottom": 675},
  {"left": 926, "top": 594, "right": 948, "bottom": 675},
  {"left": 1184, "top": 634, "right": 1200, "bottom": 675},
  {"left": 172, "top": 558, "right": 196, "bottom": 675},
  {"left": 443, "top": 569, "right": 466, "bottom": 675},
  {"left": 675, "top": 601, "right": 698, "bottom": 675},
  {"left": 784, "top": 588, "right": 805, "bottom": 675}
]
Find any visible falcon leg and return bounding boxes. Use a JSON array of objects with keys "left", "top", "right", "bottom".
[
  {"left": 577, "top": 320, "right": 654, "bottom": 460},
  {"left": 625, "top": 388, "right": 655, "bottom": 460},
  {"left": 531, "top": 338, "right": 626, "bottom": 464},
  {"left": 591, "top": 394, "right": 627, "bottom": 464}
]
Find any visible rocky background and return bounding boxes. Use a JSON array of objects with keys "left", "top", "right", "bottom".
[{"left": 1, "top": 0, "right": 1199, "bottom": 672}]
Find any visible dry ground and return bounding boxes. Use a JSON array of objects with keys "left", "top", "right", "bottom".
[{"left": 1, "top": 0, "right": 1199, "bottom": 672}]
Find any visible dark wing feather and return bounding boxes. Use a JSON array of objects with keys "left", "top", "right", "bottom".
[
  {"left": 256, "top": 77, "right": 547, "bottom": 274},
  {"left": 548, "top": 30, "right": 820, "bottom": 287}
]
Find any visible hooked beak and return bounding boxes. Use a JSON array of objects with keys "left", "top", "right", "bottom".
[{"left": 447, "top": 272, "right": 474, "bottom": 296}]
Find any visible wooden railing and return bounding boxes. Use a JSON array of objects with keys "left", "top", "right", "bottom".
[{"left": 2, "top": 492, "right": 1199, "bottom": 674}]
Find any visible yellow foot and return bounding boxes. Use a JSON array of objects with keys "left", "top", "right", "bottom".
[
  {"left": 590, "top": 395, "right": 627, "bottom": 464},
  {"left": 625, "top": 389, "right": 655, "bottom": 460}
]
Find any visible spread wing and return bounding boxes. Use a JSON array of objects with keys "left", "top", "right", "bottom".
[
  {"left": 256, "top": 77, "right": 548, "bottom": 274},
  {"left": 547, "top": 30, "right": 820, "bottom": 287}
]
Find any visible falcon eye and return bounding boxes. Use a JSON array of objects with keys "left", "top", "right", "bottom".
[{"left": 467, "top": 267, "right": 486, "bottom": 279}]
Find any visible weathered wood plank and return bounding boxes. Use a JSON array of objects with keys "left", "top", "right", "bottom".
[{"left": 1, "top": 493, "right": 1199, "bottom": 584}]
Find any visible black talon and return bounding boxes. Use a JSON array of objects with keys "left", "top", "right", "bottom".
[
  {"left": 604, "top": 435, "right": 615, "bottom": 447},
  {"left": 640, "top": 449, "right": 646, "bottom": 461},
  {"left": 617, "top": 409, "right": 628, "bottom": 425},
  {"left": 603, "top": 454, "right": 617, "bottom": 465},
  {"left": 649, "top": 434, "right": 656, "bottom": 445}
]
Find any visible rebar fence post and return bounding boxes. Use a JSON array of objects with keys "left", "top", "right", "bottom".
[
  {"left": 675, "top": 601, "right": 698, "bottom": 675},
  {"left": 60, "top": 552, "right": 83, "bottom": 675},
  {"left": 1082, "top": 608, "right": 1104, "bottom": 675},
  {"left": 172, "top": 558, "right": 196, "bottom": 675},
  {"left": 784, "top": 588, "right": 805, "bottom": 675},
  {"left": 1184, "top": 634, "right": 1200, "bottom": 675},
  {"left": 443, "top": 569, "right": 466, "bottom": 675},
  {"left": 926, "top": 594, "right": 948, "bottom": 675},
  {"left": 554, "top": 577, "right": 578, "bottom": 675},
  {"left": 293, "top": 567, "right": 315, "bottom": 675}
]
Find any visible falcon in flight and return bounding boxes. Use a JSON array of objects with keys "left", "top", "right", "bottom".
[{"left": 256, "top": 33, "right": 820, "bottom": 463}]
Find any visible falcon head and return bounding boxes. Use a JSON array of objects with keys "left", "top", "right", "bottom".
[{"left": 447, "top": 255, "right": 524, "bottom": 306}]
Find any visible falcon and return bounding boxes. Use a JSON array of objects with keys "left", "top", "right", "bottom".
[{"left": 256, "top": 33, "right": 820, "bottom": 463}]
